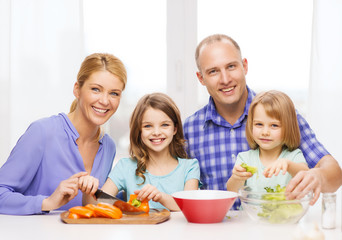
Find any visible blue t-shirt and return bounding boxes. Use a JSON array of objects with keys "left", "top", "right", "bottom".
[
  {"left": 108, "top": 157, "right": 200, "bottom": 209},
  {"left": 235, "top": 148, "right": 307, "bottom": 191}
]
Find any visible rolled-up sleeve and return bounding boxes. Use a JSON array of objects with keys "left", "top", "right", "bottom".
[{"left": 297, "top": 114, "right": 330, "bottom": 168}]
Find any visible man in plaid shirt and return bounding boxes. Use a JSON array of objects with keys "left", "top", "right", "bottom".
[{"left": 184, "top": 34, "right": 342, "bottom": 209}]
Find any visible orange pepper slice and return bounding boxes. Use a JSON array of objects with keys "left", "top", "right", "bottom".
[
  {"left": 68, "top": 212, "right": 80, "bottom": 219},
  {"left": 69, "top": 206, "right": 94, "bottom": 218},
  {"left": 97, "top": 202, "right": 121, "bottom": 212},
  {"left": 84, "top": 204, "right": 100, "bottom": 217},
  {"left": 92, "top": 205, "right": 122, "bottom": 219}
]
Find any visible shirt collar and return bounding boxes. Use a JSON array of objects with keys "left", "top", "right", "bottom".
[
  {"left": 204, "top": 85, "right": 256, "bottom": 128},
  {"left": 59, "top": 112, "right": 104, "bottom": 144}
]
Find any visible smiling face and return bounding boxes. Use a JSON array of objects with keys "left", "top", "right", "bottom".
[
  {"left": 140, "top": 107, "right": 177, "bottom": 156},
  {"left": 197, "top": 40, "right": 248, "bottom": 113},
  {"left": 252, "top": 104, "right": 283, "bottom": 153},
  {"left": 74, "top": 70, "right": 124, "bottom": 127}
]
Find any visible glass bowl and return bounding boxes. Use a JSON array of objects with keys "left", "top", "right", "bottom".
[{"left": 238, "top": 186, "right": 313, "bottom": 224}]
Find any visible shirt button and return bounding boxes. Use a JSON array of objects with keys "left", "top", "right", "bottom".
[{"left": 230, "top": 129, "right": 234, "bottom": 133}]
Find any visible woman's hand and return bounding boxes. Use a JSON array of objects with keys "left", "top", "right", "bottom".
[
  {"left": 42, "top": 172, "right": 88, "bottom": 211},
  {"left": 78, "top": 175, "right": 99, "bottom": 195},
  {"left": 263, "top": 158, "right": 290, "bottom": 178}
]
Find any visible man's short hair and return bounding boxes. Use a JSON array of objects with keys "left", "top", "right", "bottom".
[{"left": 195, "top": 34, "right": 241, "bottom": 71}]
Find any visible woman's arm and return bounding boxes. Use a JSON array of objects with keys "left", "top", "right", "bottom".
[{"left": 0, "top": 122, "right": 47, "bottom": 215}]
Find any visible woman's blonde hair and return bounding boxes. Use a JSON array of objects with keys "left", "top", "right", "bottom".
[
  {"left": 129, "top": 93, "right": 187, "bottom": 184},
  {"left": 246, "top": 90, "right": 300, "bottom": 151},
  {"left": 69, "top": 53, "right": 127, "bottom": 141}
]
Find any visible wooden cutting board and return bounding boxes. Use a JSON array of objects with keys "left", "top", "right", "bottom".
[{"left": 60, "top": 209, "right": 170, "bottom": 224}]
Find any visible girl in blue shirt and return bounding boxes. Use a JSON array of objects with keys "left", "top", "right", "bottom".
[
  {"left": 227, "top": 90, "right": 309, "bottom": 193},
  {"left": 86, "top": 93, "right": 200, "bottom": 211}
]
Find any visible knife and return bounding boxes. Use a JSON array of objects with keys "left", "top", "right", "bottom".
[{"left": 95, "top": 189, "right": 145, "bottom": 215}]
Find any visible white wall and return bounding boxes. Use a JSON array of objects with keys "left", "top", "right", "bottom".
[
  {"left": 0, "top": 0, "right": 341, "bottom": 168},
  {"left": 308, "top": 0, "right": 342, "bottom": 164},
  {"left": 0, "top": 0, "right": 84, "bottom": 165}
]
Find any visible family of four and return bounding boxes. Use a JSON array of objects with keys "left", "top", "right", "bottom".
[{"left": 0, "top": 34, "right": 341, "bottom": 215}]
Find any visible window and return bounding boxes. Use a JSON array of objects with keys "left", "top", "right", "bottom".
[
  {"left": 83, "top": 0, "right": 312, "bottom": 161},
  {"left": 197, "top": 0, "right": 313, "bottom": 115},
  {"left": 83, "top": 0, "right": 167, "bottom": 159}
]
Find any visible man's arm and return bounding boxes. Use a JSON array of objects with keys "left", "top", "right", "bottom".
[
  {"left": 286, "top": 155, "right": 342, "bottom": 205},
  {"left": 315, "top": 155, "right": 342, "bottom": 192}
]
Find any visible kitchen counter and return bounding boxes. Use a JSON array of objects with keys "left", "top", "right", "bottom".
[{"left": 1, "top": 189, "right": 341, "bottom": 240}]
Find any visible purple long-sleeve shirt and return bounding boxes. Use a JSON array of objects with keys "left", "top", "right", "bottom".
[{"left": 0, "top": 113, "right": 115, "bottom": 215}]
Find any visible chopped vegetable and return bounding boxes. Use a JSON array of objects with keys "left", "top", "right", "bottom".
[
  {"left": 68, "top": 206, "right": 94, "bottom": 218},
  {"left": 257, "top": 184, "right": 304, "bottom": 224},
  {"left": 69, "top": 203, "right": 123, "bottom": 219},
  {"left": 241, "top": 163, "right": 258, "bottom": 174},
  {"left": 264, "top": 184, "right": 286, "bottom": 194},
  {"left": 128, "top": 194, "right": 150, "bottom": 213},
  {"left": 97, "top": 202, "right": 122, "bottom": 218},
  {"left": 84, "top": 204, "right": 100, "bottom": 217},
  {"left": 92, "top": 205, "right": 122, "bottom": 219},
  {"left": 68, "top": 212, "right": 81, "bottom": 219}
]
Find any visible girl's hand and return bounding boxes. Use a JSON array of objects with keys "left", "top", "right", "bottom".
[
  {"left": 78, "top": 175, "right": 99, "bottom": 195},
  {"left": 226, "top": 164, "right": 252, "bottom": 192},
  {"left": 42, "top": 172, "right": 88, "bottom": 211},
  {"left": 263, "top": 158, "right": 290, "bottom": 178},
  {"left": 134, "top": 184, "right": 164, "bottom": 203},
  {"left": 231, "top": 164, "right": 253, "bottom": 181}
]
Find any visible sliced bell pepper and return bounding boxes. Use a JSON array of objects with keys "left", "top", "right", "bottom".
[
  {"left": 84, "top": 204, "right": 100, "bottom": 217},
  {"left": 68, "top": 206, "right": 94, "bottom": 218},
  {"left": 92, "top": 205, "right": 122, "bottom": 219},
  {"left": 128, "top": 194, "right": 149, "bottom": 213},
  {"left": 68, "top": 212, "right": 81, "bottom": 219},
  {"left": 97, "top": 202, "right": 123, "bottom": 218}
]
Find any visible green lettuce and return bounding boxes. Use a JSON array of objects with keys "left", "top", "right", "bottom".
[
  {"left": 241, "top": 163, "right": 258, "bottom": 174},
  {"left": 257, "top": 185, "right": 304, "bottom": 224}
]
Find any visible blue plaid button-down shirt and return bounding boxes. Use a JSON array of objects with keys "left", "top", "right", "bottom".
[{"left": 183, "top": 86, "right": 329, "bottom": 209}]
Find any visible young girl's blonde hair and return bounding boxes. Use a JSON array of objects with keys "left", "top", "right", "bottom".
[
  {"left": 246, "top": 90, "right": 300, "bottom": 151},
  {"left": 129, "top": 93, "right": 187, "bottom": 184}
]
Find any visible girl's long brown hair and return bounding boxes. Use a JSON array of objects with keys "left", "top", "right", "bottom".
[{"left": 129, "top": 93, "right": 187, "bottom": 184}]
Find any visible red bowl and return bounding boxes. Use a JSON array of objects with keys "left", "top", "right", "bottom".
[{"left": 172, "top": 190, "right": 238, "bottom": 223}]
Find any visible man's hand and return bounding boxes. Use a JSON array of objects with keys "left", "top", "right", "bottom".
[{"left": 286, "top": 169, "right": 321, "bottom": 205}]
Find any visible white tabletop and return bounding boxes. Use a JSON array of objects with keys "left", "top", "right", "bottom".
[{"left": 1, "top": 189, "right": 341, "bottom": 240}]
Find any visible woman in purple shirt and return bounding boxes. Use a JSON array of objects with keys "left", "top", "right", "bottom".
[{"left": 0, "top": 53, "right": 127, "bottom": 215}]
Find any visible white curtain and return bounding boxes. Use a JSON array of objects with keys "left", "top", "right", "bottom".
[
  {"left": 1, "top": 0, "right": 342, "bottom": 168},
  {"left": 0, "top": 0, "right": 84, "bottom": 166},
  {"left": 309, "top": 0, "right": 342, "bottom": 165}
]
